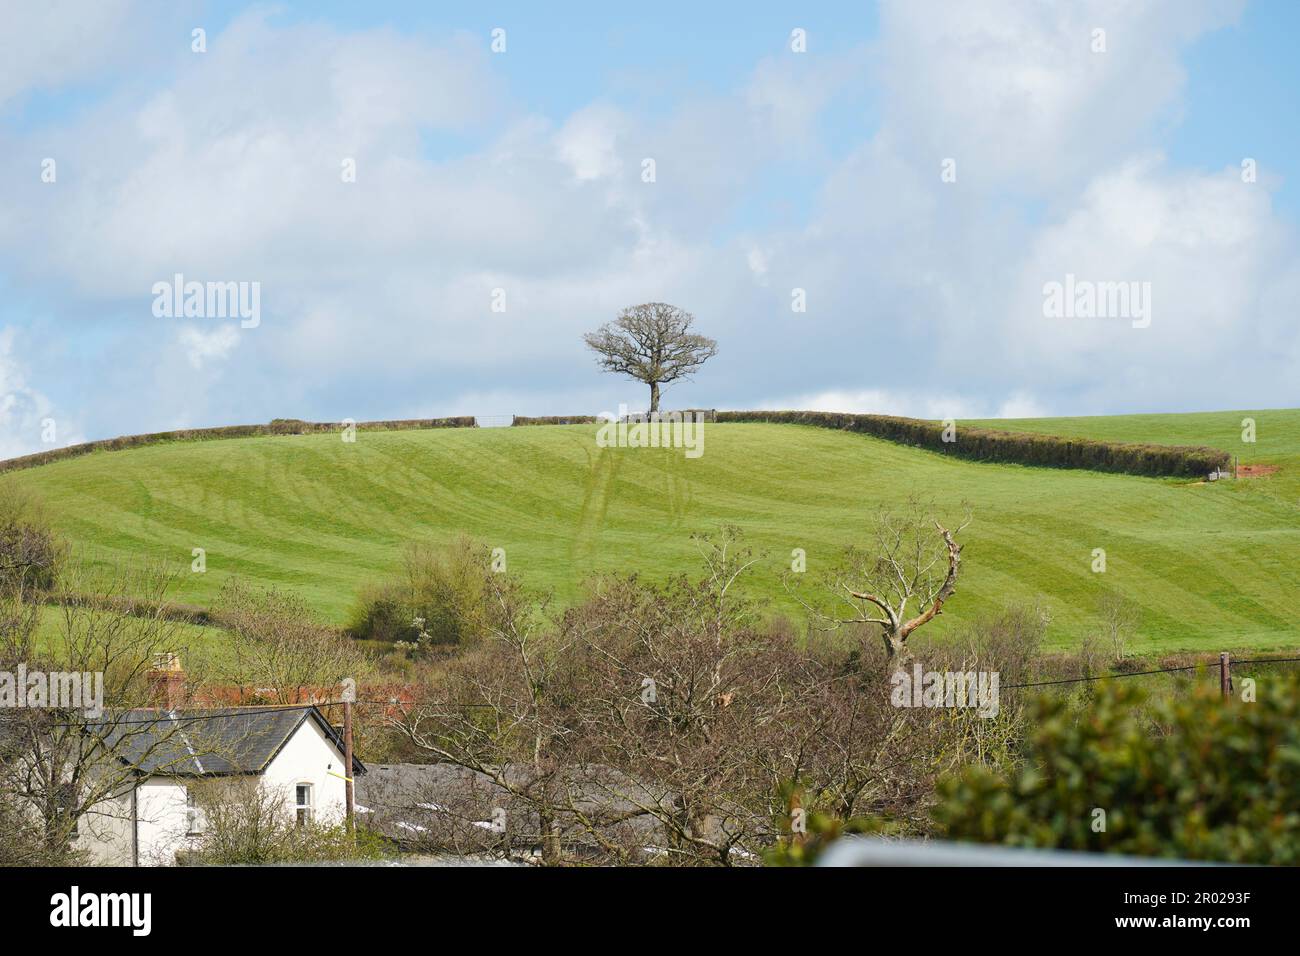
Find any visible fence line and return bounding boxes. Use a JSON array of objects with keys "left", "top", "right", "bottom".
[{"left": 1004, "top": 651, "right": 1300, "bottom": 696}]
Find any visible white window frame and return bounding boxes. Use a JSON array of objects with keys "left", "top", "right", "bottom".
[
  {"left": 185, "top": 787, "right": 204, "bottom": 835},
  {"left": 295, "top": 783, "right": 314, "bottom": 828}
]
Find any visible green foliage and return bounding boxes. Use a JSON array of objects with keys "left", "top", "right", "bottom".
[
  {"left": 934, "top": 677, "right": 1300, "bottom": 863},
  {"left": 717, "top": 410, "right": 1230, "bottom": 477},
  {"left": 346, "top": 581, "right": 413, "bottom": 643},
  {"left": 764, "top": 814, "right": 888, "bottom": 866},
  {"left": 763, "top": 781, "right": 895, "bottom": 866},
  {"left": 511, "top": 415, "right": 600, "bottom": 425},
  {"left": 347, "top": 535, "right": 495, "bottom": 649},
  {"left": 186, "top": 822, "right": 390, "bottom": 865}
]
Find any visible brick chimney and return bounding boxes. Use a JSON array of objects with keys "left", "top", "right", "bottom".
[{"left": 147, "top": 653, "right": 186, "bottom": 709}]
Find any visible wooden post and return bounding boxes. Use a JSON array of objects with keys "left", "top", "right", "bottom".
[
  {"left": 343, "top": 699, "right": 355, "bottom": 828},
  {"left": 1219, "top": 652, "right": 1231, "bottom": 699}
]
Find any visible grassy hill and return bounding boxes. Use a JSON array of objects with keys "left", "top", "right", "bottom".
[{"left": 10, "top": 408, "right": 1300, "bottom": 654}]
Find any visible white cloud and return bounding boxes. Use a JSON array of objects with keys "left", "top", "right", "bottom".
[
  {"left": 757, "top": 387, "right": 1048, "bottom": 421},
  {"left": 555, "top": 104, "right": 626, "bottom": 182},
  {"left": 177, "top": 324, "right": 240, "bottom": 369},
  {"left": 876, "top": 0, "right": 1244, "bottom": 193},
  {"left": 0, "top": 0, "right": 1293, "bottom": 445},
  {"left": 1003, "top": 155, "right": 1299, "bottom": 408},
  {"left": 0, "top": 327, "right": 82, "bottom": 459},
  {"left": 0, "top": 0, "right": 148, "bottom": 108}
]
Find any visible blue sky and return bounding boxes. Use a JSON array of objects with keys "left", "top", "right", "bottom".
[{"left": 1, "top": 0, "right": 1297, "bottom": 455}]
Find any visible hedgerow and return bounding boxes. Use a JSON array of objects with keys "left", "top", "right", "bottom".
[
  {"left": 714, "top": 410, "right": 1230, "bottom": 478},
  {"left": 0, "top": 417, "right": 475, "bottom": 474},
  {"left": 511, "top": 415, "right": 601, "bottom": 425}
]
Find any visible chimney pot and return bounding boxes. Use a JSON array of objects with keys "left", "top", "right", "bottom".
[{"left": 147, "top": 653, "right": 186, "bottom": 709}]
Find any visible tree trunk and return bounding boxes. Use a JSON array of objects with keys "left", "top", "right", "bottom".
[
  {"left": 538, "top": 808, "right": 563, "bottom": 865},
  {"left": 649, "top": 381, "right": 660, "bottom": 413},
  {"left": 882, "top": 627, "right": 911, "bottom": 663}
]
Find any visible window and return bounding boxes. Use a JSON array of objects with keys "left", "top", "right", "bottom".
[
  {"left": 295, "top": 784, "right": 314, "bottom": 827},
  {"left": 185, "top": 789, "right": 204, "bottom": 835},
  {"left": 56, "top": 783, "right": 78, "bottom": 838}
]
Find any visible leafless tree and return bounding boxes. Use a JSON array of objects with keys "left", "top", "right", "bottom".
[
  {"left": 0, "top": 562, "right": 210, "bottom": 864},
  {"left": 385, "top": 528, "right": 1024, "bottom": 866},
  {"left": 583, "top": 303, "right": 718, "bottom": 413},
  {"left": 557, "top": 528, "right": 781, "bottom": 864},
  {"left": 387, "top": 548, "right": 580, "bottom": 863},
  {"left": 1097, "top": 590, "right": 1140, "bottom": 662},
  {"left": 219, "top": 579, "right": 368, "bottom": 704},
  {"left": 790, "top": 498, "right": 971, "bottom": 661}
]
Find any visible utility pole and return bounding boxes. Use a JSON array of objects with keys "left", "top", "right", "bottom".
[
  {"left": 1219, "top": 652, "right": 1231, "bottom": 699},
  {"left": 343, "top": 698, "right": 355, "bottom": 829}
]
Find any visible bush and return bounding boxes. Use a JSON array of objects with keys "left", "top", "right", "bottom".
[
  {"left": 715, "top": 410, "right": 1229, "bottom": 478},
  {"left": 181, "top": 779, "right": 388, "bottom": 865},
  {"left": 0, "top": 482, "right": 63, "bottom": 594},
  {"left": 346, "top": 535, "right": 496, "bottom": 649},
  {"left": 346, "top": 580, "right": 414, "bottom": 643},
  {"left": 511, "top": 415, "right": 600, "bottom": 426},
  {"left": 933, "top": 676, "right": 1300, "bottom": 863}
]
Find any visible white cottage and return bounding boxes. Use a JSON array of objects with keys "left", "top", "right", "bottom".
[{"left": 76, "top": 705, "right": 365, "bottom": 866}]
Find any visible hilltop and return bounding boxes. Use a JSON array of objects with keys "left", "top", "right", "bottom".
[{"left": 9, "top": 408, "right": 1300, "bottom": 654}]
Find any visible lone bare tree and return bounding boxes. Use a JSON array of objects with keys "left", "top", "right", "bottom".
[
  {"left": 583, "top": 303, "right": 718, "bottom": 413},
  {"left": 791, "top": 499, "right": 970, "bottom": 662},
  {"left": 1096, "top": 591, "right": 1140, "bottom": 662}
]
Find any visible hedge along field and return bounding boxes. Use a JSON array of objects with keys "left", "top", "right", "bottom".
[
  {"left": 965, "top": 408, "right": 1300, "bottom": 501},
  {"left": 0, "top": 415, "right": 474, "bottom": 475},
  {"left": 716, "top": 410, "right": 1230, "bottom": 477},
  {"left": 8, "top": 414, "right": 1300, "bottom": 653}
]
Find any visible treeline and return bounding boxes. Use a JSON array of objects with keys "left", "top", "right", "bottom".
[
  {"left": 0, "top": 416, "right": 476, "bottom": 474},
  {"left": 715, "top": 410, "right": 1231, "bottom": 478}
]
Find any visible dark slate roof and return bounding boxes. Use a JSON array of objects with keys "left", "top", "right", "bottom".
[
  {"left": 88, "top": 706, "right": 365, "bottom": 777},
  {"left": 355, "top": 762, "right": 670, "bottom": 856}
]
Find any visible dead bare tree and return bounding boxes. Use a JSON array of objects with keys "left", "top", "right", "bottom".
[
  {"left": 583, "top": 303, "right": 718, "bottom": 413},
  {"left": 790, "top": 498, "right": 971, "bottom": 661}
]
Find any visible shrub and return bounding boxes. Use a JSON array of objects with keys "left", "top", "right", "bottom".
[
  {"left": 511, "top": 415, "right": 600, "bottom": 426},
  {"left": 345, "top": 580, "right": 414, "bottom": 643},
  {"left": 346, "top": 535, "right": 496, "bottom": 649},
  {"left": 715, "top": 410, "right": 1229, "bottom": 478},
  {"left": 933, "top": 676, "right": 1300, "bottom": 863},
  {"left": 0, "top": 482, "right": 63, "bottom": 594},
  {"left": 181, "top": 778, "right": 388, "bottom": 865}
]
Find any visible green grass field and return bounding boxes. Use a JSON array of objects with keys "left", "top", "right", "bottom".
[
  {"left": 10, "top": 408, "right": 1300, "bottom": 654},
  {"left": 33, "top": 605, "right": 237, "bottom": 673}
]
